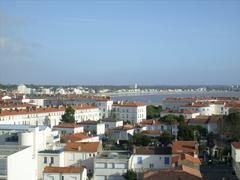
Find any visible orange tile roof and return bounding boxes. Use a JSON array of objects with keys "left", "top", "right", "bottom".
[
  {"left": 113, "top": 101, "right": 145, "bottom": 107},
  {"left": 144, "top": 165, "right": 202, "bottom": 180},
  {"left": 61, "top": 133, "right": 90, "bottom": 142},
  {"left": 53, "top": 123, "right": 81, "bottom": 129},
  {"left": 0, "top": 104, "right": 97, "bottom": 116},
  {"left": 64, "top": 142, "right": 101, "bottom": 152},
  {"left": 172, "top": 141, "right": 198, "bottom": 154},
  {"left": 43, "top": 166, "right": 84, "bottom": 174},
  {"left": 181, "top": 154, "right": 201, "bottom": 164},
  {"left": 142, "top": 130, "right": 161, "bottom": 135}
]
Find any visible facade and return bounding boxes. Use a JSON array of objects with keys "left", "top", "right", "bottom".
[
  {"left": 43, "top": 166, "right": 87, "bottom": 180},
  {"left": 64, "top": 142, "right": 102, "bottom": 174},
  {"left": 129, "top": 146, "right": 172, "bottom": 172},
  {"left": 112, "top": 101, "right": 146, "bottom": 124},
  {"left": 53, "top": 123, "right": 84, "bottom": 135},
  {"left": 103, "top": 119, "right": 123, "bottom": 130},
  {"left": 17, "top": 84, "right": 31, "bottom": 94},
  {"left": 94, "top": 151, "right": 130, "bottom": 180},
  {"left": 0, "top": 105, "right": 100, "bottom": 127},
  {"left": 78, "top": 121, "right": 105, "bottom": 136},
  {"left": 231, "top": 142, "right": 240, "bottom": 179},
  {"left": 0, "top": 145, "right": 35, "bottom": 180}
]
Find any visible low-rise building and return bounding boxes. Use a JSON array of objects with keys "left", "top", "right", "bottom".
[
  {"left": 43, "top": 166, "right": 87, "bottom": 180},
  {"left": 61, "top": 133, "right": 99, "bottom": 143},
  {"left": 78, "top": 121, "right": 105, "bottom": 136},
  {"left": 129, "top": 146, "right": 172, "bottom": 172},
  {"left": 172, "top": 141, "right": 199, "bottom": 158},
  {"left": 53, "top": 123, "right": 84, "bottom": 135},
  {"left": 94, "top": 151, "right": 130, "bottom": 180},
  {"left": 64, "top": 142, "right": 102, "bottom": 174},
  {"left": 0, "top": 145, "right": 35, "bottom": 180},
  {"left": 102, "top": 119, "right": 123, "bottom": 130},
  {"left": 231, "top": 142, "right": 240, "bottom": 179},
  {"left": 112, "top": 101, "right": 146, "bottom": 124}
]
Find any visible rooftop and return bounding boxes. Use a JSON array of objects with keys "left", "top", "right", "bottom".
[
  {"left": 0, "top": 145, "right": 29, "bottom": 159},
  {"left": 96, "top": 150, "right": 130, "bottom": 160},
  {"left": 44, "top": 166, "right": 85, "bottom": 174},
  {"left": 64, "top": 142, "right": 101, "bottom": 152},
  {"left": 135, "top": 146, "right": 171, "bottom": 155}
]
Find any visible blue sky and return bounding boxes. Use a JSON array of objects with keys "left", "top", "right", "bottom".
[{"left": 0, "top": 0, "right": 240, "bottom": 85}]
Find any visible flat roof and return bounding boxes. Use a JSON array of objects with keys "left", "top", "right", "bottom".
[
  {"left": 96, "top": 150, "right": 130, "bottom": 160},
  {"left": 0, "top": 144, "right": 29, "bottom": 159}
]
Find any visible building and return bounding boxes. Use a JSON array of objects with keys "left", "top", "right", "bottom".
[
  {"left": 112, "top": 101, "right": 146, "bottom": 124},
  {"left": 64, "top": 142, "right": 102, "bottom": 174},
  {"left": 78, "top": 121, "right": 105, "bottom": 136},
  {"left": 140, "top": 119, "right": 178, "bottom": 136},
  {"left": 172, "top": 141, "right": 199, "bottom": 158},
  {"left": 38, "top": 147, "right": 65, "bottom": 180},
  {"left": 109, "top": 124, "right": 135, "bottom": 141},
  {"left": 0, "top": 104, "right": 100, "bottom": 127},
  {"left": 143, "top": 165, "right": 202, "bottom": 180},
  {"left": 17, "top": 84, "right": 31, "bottom": 94},
  {"left": 43, "top": 166, "right": 87, "bottom": 180},
  {"left": 129, "top": 146, "right": 172, "bottom": 172},
  {"left": 231, "top": 142, "right": 240, "bottom": 179},
  {"left": 0, "top": 145, "right": 35, "bottom": 180},
  {"left": 53, "top": 123, "right": 84, "bottom": 135},
  {"left": 160, "top": 110, "right": 200, "bottom": 120},
  {"left": 103, "top": 119, "right": 123, "bottom": 130},
  {"left": 61, "top": 133, "right": 99, "bottom": 143},
  {"left": 94, "top": 151, "right": 130, "bottom": 180}
]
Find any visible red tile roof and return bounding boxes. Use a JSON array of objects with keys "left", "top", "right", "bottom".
[
  {"left": 61, "top": 133, "right": 90, "bottom": 142},
  {"left": 64, "top": 142, "right": 101, "bottom": 152},
  {"left": 113, "top": 101, "right": 145, "bottom": 107},
  {"left": 172, "top": 141, "right": 198, "bottom": 154},
  {"left": 144, "top": 165, "right": 202, "bottom": 180},
  {"left": 43, "top": 166, "right": 85, "bottom": 174},
  {"left": 53, "top": 123, "right": 81, "bottom": 129}
]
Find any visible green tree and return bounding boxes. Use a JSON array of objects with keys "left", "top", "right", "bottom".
[
  {"left": 132, "top": 133, "right": 150, "bottom": 146},
  {"left": 158, "top": 131, "right": 173, "bottom": 145},
  {"left": 61, "top": 106, "right": 75, "bottom": 123},
  {"left": 223, "top": 112, "right": 240, "bottom": 140},
  {"left": 147, "top": 105, "right": 162, "bottom": 119},
  {"left": 124, "top": 170, "right": 137, "bottom": 180},
  {"left": 177, "top": 124, "right": 194, "bottom": 140},
  {"left": 162, "top": 114, "right": 178, "bottom": 125}
]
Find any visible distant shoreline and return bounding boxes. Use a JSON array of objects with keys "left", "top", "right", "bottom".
[{"left": 98, "top": 90, "right": 238, "bottom": 97}]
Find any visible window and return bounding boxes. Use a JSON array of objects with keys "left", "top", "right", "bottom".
[
  {"left": 44, "top": 157, "right": 47, "bottom": 164},
  {"left": 89, "top": 153, "right": 92, "bottom": 157},
  {"left": 62, "top": 176, "right": 64, "bottom": 180},
  {"left": 137, "top": 157, "right": 142, "bottom": 164},
  {"left": 149, "top": 163, "right": 154, "bottom": 168},
  {"left": 164, "top": 157, "right": 170, "bottom": 165},
  {"left": 50, "top": 157, "right": 54, "bottom": 164}
]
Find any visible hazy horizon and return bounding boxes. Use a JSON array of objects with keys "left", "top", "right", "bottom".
[{"left": 1, "top": 1, "right": 240, "bottom": 85}]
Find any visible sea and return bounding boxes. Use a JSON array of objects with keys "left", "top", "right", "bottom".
[{"left": 111, "top": 91, "right": 240, "bottom": 105}]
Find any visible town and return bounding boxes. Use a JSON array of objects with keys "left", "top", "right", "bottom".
[{"left": 0, "top": 84, "right": 240, "bottom": 180}]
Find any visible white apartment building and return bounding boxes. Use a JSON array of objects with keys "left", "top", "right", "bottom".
[
  {"left": 64, "top": 142, "right": 102, "bottom": 174},
  {"left": 43, "top": 166, "right": 87, "bottom": 180},
  {"left": 53, "top": 123, "right": 84, "bottom": 135},
  {"left": 38, "top": 147, "right": 65, "bottom": 180},
  {"left": 78, "top": 121, "right": 105, "bottom": 135},
  {"left": 94, "top": 151, "right": 130, "bottom": 180},
  {"left": 129, "top": 146, "right": 172, "bottom": 172},
  {"left": 17, "top": 84, "right": 31, "bottom": 94},
  {"left": 160, "top": 110, "right": 200, "bottom": 120},
  {"left": 0, "top": 145, "right": 35, "bottom": 180},
  {"left": 0, "top": 105, "right": 100, "bottom": 127},
  {"left": 103, "top": 119, "right": 123, "bottom": 130},
  {"left": 231, "top": 142, "right": 240, "bottom": 179},
  {"left": 95, "top": 98, "right": 113, "bottom": 119},
  {"left": 112, "top": 101, "right": 146, "bottom": 124}
]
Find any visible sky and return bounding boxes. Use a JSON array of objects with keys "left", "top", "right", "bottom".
[{"left": 0, "top": 0, "right": 240, "bottom": 85}]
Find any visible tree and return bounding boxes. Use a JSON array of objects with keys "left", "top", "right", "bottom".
[
  {"left": 147, "top": 105, "right": 162, "bottom": 119},
  {"left": 132, "top": 133, "right": 150, "bottom": 146},
  {"left": 61, "top": 106, "right": 75, "bottom": 123},
  {"left": 158, "top": 131, "right": 173, "bottom": 145},
  {"left": 162, "top": 114, "right": 178, "bottom": 125},
  {"left": 223, "top": 112, "right": 240, "bottom": 140},
  {"left": 177, "top": 124, "right": 194, "bottom": 140},
  {"left": 124, "top": 170, "right": 137, "bottom": 180}
]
